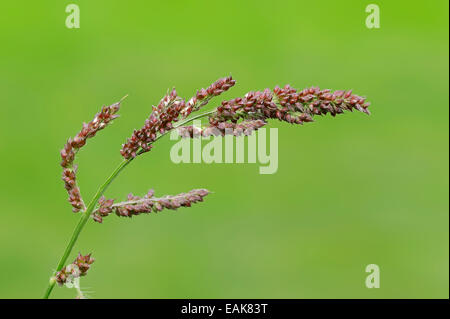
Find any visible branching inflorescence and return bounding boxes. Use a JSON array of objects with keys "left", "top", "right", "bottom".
[{"left": 46, "top": 76, "right": 371, "bottom": 299}]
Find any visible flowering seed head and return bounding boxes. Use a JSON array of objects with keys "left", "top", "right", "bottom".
[
  {"left": 120, "top": 89, "right": 185, "bottom": 159},
  {"left": 121, "top": 77, "right": 236, "bottom": 159},
  {"left": 207, "top": 85, "right": 370, "bottom": 129},
  {"left": 60, "top": 100, "right": 123, "bottom": 212},
  {"left": 92, "top": 189, "right": 210, "bottom": 222},
  {"left": 61, "top": 101, "right": 122, "bottom": 169},
  {"left": 55, "top": 253, "right": 95, "bottom": 286},
  {"left": 180, "top": 76, "right": 236, "bottom": 118}
]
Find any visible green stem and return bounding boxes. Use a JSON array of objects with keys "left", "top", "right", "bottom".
[
  {"left": 43, "top": 158, "right": 132, "bottom": 299},
  {"left": 43, "top": 110, "right": 215, "bottom": 299}
]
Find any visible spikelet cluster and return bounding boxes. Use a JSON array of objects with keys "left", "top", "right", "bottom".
[
  {"left": 60, "top": 101, "right": 122, "bottom": 212},
  {"left": 176, "top": 85, "right": 370, "bottom": 138},
  {"left": 92, "top": 189, "right": 210, "bottom": 223},
  {"left": 120, "top": 77, "right": 235, "bottom": 159},
  {"left": 180, "top": 76, "right": 236, "bottom": 118},
  {"left": 55, "top": 253, "right": 95, "bottom": 286},
  {"left": 120, "top": 89, "right": 184, "bottom": 159},
  {"left": 212, "top": 85, "right": 369, "bottom": 125},
  {"left": 178, "top": 119, "right": 267, "bottom": 137}
]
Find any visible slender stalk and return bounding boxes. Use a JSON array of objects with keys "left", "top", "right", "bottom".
[
  {"left": 43, "top": 159, "right": 132, "bottom": 298},
  {"left": 43, "top": 110, "right": 214, "bottom": 299}
]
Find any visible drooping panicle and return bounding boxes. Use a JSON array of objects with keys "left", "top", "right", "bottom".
[
  {"left": 92, "top": 189, "right": 210, "bottom": 223},
  {"left": 175, "top": 85, "right": 370, "bottom": 139},
  {"left": 54, "top": 253, "right": 95, "bottom": 286},
  {"left": 209, "top": 85, "right": 370, "bottom": 128},
  {"left": 60, "top": 100, "right": 123, "bottom": 212}
]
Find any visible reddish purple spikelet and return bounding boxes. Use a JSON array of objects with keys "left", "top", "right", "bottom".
[
  {"left": 120, "top": 89, "right": 184, "bottom": 159},
  {"left": 60, "top": 102, "right": 121, "bottom": 168},
  {"left": 60, "top": 100, "right": 122, "bottom": 212},
  {"left": 54, "top": 253, "right": 95, "bottom": 286},
  {"left": 178, "top": 119, "right": 267, "bottom": 137},
  {"left": 181, "top": 76, "right": 236, "bottom": 118},
  {"left": 92, "top": 189, "right": 210, "bottom": 223}
]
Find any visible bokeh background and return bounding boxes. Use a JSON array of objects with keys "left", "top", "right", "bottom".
[{"left": 0, "top": 0, "right": 448, "bottom": 299}]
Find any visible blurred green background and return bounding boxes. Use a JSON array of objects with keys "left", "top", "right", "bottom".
[{"left": 0, "top": 0, "right": 448, "bottom": 299}]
